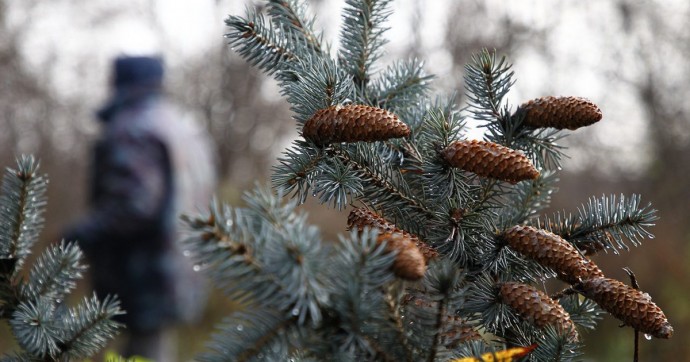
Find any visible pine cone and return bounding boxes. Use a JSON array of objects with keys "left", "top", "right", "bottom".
[
  {"left": 440, "top": 140, "right": 539, "bottom": 184},
  {"left": 578, "top": 277, "right": 673, "bottom": 339},
  {"left": 348, "top": 208, "right": 439, "bottom": 261},
  {"left": 502, "top": 225, "right": 604, "bottom": 284},
  {"left": 376, "top": 233, "right": 426, "bottom": 281},
  {"left": 499, "top": 282, "right": 579, "bottom": 342},
  {"left": 302, "top": 104, "right": 410, "bottom": 145},
  {"left": 517, "top": 96, "right": 602, "bottom": 130}
]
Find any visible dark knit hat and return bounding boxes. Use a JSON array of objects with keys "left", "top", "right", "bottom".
[
  {"left": 112, "top": 56, "right": 164, "bottom": 89},
  {"left": 98, "top": 56, "right": 165, "bottom": 121}
]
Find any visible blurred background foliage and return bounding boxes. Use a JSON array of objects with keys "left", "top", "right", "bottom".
[{"left": 0, "top": 0, "right": 687, "bottom": 360}]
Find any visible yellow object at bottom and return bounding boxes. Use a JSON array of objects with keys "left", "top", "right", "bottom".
[{"left": 450, "top": 344, "right": 537, "bottom": 362}]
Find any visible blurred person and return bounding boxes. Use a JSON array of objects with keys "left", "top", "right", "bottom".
[{"left": 65, "top": 56, "right": 216, "bottom": 360}]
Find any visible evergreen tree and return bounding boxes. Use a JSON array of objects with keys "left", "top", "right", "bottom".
[
  {"left": 182, "top": 1, "right": 673, "bottom": 360},
  {"left": 0, "top": 156, "right": 123, "bottom": 361}
]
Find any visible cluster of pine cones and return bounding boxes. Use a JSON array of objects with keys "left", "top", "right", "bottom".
[
  {"left": 303, "top": 96, "right": 672, "bottom": 341},
  {"left": 501, "top": 225, "right": 672, "bottom": 341}
]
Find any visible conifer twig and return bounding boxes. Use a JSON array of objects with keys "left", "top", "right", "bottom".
[
  {"left": 427, "top": 297, "right": 447, "bottom": 362},
  {"left": 237, "top": 317, "right": 296, "bottom": 362},
  {"left": 623, "top": 267, "right": 640, "bottom": 362},
  {"left": 329, "top": 147, "right": 433, "bottom": 218},
  {"left": 268, "top": 0, "right": 324, "bottom": 55},
  {"left": 386, "top": 295, "right": 412, "bottom": 362}
]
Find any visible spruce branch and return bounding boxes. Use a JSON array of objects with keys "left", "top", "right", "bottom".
[
  {"left": 391, "top": 139, "right": 424, "bottom": 175},
  {"left": 464, "top": 49, "right": 514, "bottom": 124},
  {"left": 258, "top": 220, "right": 328, "bottom": 326},
  {"left": 558, "top": 294, "right": 604, "bottom": 331},
  {"left": 464, "top": 274, "right": 516, "bottom": 334},
  {"left": 186, "top": 188, "right": 331, "bottom": 326},
  {"left": 0, "top": 155, "right": 47, "bottom": 277},
  {"left": 313, "top": 159, "right": 363, "bottom": 210},
  {"left": 242, "top": 185, "right": 303, "bottom": 231},
  {"left": 55, "top": 294, "right": 124, "bottom": 361},
  {"left": 182, "top": 203, "right": 270, "bottom": 304},
  {"left": 333, "top": 228, "right": 397, "bottom": 302},
  {"left": 282, "top": 57, "right": 355, "bottom": 125},
  {"left": 465, "top": 50, "right": 566, "bottom": 170},
  {"left": 451, "top": 340, "right": 494, "bottom": 362},
  {"left": 199, "top": 309, "right": 295, "bottom": 362},
  {"left": 329, "top": 229, "right": 397, "bottom": 360},
  {"left": 417, "top": 116, "right": 505, "bottom": 263},
  {"left": 267, "top": 0, "right": 325, "bottom": 57},
  {"left": 423, "top": 260, "right": 466, "bottom": 362},
  {"left": 339, "top": 0, "right": 393, "bottom": 90},
  {"left": 383, "top": 286, "right": 413, "bottom": 362},
  {"left": 369, "top": 58, "right": 433, "bottom": 115},
  {"left": 1, "top": 156, "right": 123, "bottom": 359},
  {"left": 513, "top": 127, "right": 566, "bottom": 170},
  {"left": 538, "top": 194, "right": 658, "bottom": 254},
  {"left": 479, "top": 236, "right": 555, "bottom": 283},
  {"left": 500, "top": 170, "right": 559, "bottom": 227},
  {"left": 412, "top": 266, "right": 477, "bottom": 360},
  {"left": 327, "top": 228, "right": 405, "bottom": 361},
  {"left": 418, "top": 107, "right": 469, "bottom": 204},
  {"left": 421, "top": 182, "right": 498, "bottom": 267},
  {"left": 9, "top": 298, "right": 61, "bottom": 359},
  {"left": 418, "top": 106, "right": 465, "bottom": 151},
  {"left": 623, "top": 267, "right": 641, "bottom": 362},
  {"left": 519, "top": 325, "right": 582, "bottom": 362},
  {"left": 273, "top": 141, "right": 326, "bottom": 204},
  {"left": 329, "top": 145, "right": 434, "bottom": 224},
  {"left": 282, "top": 143, "right": 428, "bottom": 220},
  {"left": 0, "top": 353, "right": 33, "bottom": 362},
  {"left": 20, "top": 241, "right": 87, "bottom": 303},
  {"left": 215, "top": 2, "right": 672, "bottom": 359},
  {"left": 225, "top": 9, "right": 297, "bottom": 75}
]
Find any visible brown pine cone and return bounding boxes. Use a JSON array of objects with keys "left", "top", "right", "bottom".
[
  {"left": 376, "top": 232, "right": 426, "bottom": 281},
  {"left": 578, "top": 277, "right": 673, "bottom": 339},
  {"left": 499, "top": 282, "right": 579, "bottom": 342},
  {"left": 440, "top": 140, "right": 539, "bottom": 184},
  {"left": 518, "top": 96, "right": 602, "bottom": 130},
  {"left": 302, "top": 104, "right": 410, "bottom": 145},
  {"left": 347, "top": 208, "right": 439, "bottom": 261},
  {"left": 502, "top": 225, "right": 605, "bottom": 284}
]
